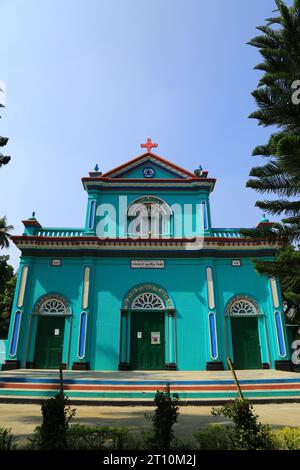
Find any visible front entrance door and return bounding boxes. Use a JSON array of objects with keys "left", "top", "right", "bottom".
[
  {"left": 34, "top": 316, "right": 65, "bottom": 369},
  {"left": 231, "top": 317, "right": 261, "bottom": 369},
  {"left": 131, "top": 311, "right": 165, "bottom": 370}
]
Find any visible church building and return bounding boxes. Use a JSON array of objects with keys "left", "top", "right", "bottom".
[{"left": 2, "top": 140, "right": 292, "bottom": 372}]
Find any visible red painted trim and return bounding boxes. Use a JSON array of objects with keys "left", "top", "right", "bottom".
[
  {"left": 256, "top": 222, "right": 275, "bottom": 228},
  {"left": 204, "top": 237, "right": 269, "bottom": 243},
  {"left": 82, "top": 185, "right": 216, "bottom": 193},
  {"left": 22, "top": 220, "right": 41, "bottom": 227},
  {"left": 82, "top": 177, "right": 216, "bottom": 183},
  {"left": 11, "top": 235, "right": 270, "bottom": 245},
  {"left": 1, "top": 383, "right": 300, "bottom": 392},
  {"left": 11, "top": 235, "right": 197, "bottom": 243},
  {"left": 100, "top": 152, "right": 199, "bottom": 179}
]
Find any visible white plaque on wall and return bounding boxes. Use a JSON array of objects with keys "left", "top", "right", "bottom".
[
  {"left": 51, "top": 259, "right": 61, "bottom": 266},
  {"left": 131, "top": 260, "right": 165, "bottom": 269},
  {"left": 232, "top": 260, "right": 241, "bottom": 267}
]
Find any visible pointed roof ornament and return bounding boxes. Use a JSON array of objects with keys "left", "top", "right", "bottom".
[
  {"left": 260, "top": 213, "right": 270, "bottom": 223},
  {"left": 256, "top": 213, "right": 273, "bottom": 229},
  {"left": 22, "top": 211, "right": 41, "bottom": 230},
  {"left": 88, "top": 163, "right": 102, "bottom": 177},
  {"left": 194, "top": 165, "right": 203, "bottom": 177},
  {"left": 194, "top": 165, "right": 208, "bottom": 178}
]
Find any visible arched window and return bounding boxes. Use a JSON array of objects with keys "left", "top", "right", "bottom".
[
  {"left": 131, "top": 293, "right": 165, "bottom": 310},
  {"left": 38, "top": 297, "right": 68, "bottom": 315},
  {"left": 127, "top": 197, "right": 172, "bottom": 238},
  {"left": 228, "top": 298, "right": 258, "bottom": 316}
]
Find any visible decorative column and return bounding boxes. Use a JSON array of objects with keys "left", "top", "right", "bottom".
[
  {"left": 165, "top": 309, "right": 177, "bottom": 370},
  {"left": 205, "top": 266, "right": 224, "bottom": 371},
  {"left": 118, "top": 309, "right": 131, "bottom": 370},
  {"left": 72, "top": 265, "right": 91, "bottom": 370},
  {"left": 2, "top": 263, "right": 29, "bottom": 370},
  {"left": 270, "top": 277, "right": 292, "bottom": 371}
]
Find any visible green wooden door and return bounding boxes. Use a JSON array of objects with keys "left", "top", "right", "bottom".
[
  {"left": 131, "top": 311, "right": 165, "bottom": 370},
  {"left": 34, "top": 316, "right": 65, "bottom": 369},
  {"left": 231, "top": 317, "right": 261, "bottom": 370}
]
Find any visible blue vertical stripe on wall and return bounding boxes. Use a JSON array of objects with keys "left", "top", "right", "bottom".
[
  {"left": 209, "top": 312, "right": 217, "bottom": 359},
  {"left": 78, "top": 312, "right": 87, "bottom": 358},
  {"left": 275, "top": 311, "right": 286, "bottom": 357},
  {"left": 89, "top": 200, "right": 96, "bottom": 230},
  {"left": 202, "top": 201, "right": 208, "bottom": 230},
  {"left": 10, "top": 311, "right": 22, "bottom": 357}
]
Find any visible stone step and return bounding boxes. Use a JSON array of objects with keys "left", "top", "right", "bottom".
[{"left": 0, "top": 369, "right": 299, "bottom": 404}]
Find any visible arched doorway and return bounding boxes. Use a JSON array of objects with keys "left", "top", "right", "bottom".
[
  {"left": 33, "top": 294, "right": 70, "bottom": 369},
  {"left": 227, "top": 296, "right": 262, "bottom": 370},
  {"left": 119, "top": 284, "right": 176, "bottom": 370}
]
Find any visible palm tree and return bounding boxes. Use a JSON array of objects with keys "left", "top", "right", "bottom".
[
  {"left": 242, "top": 0, "right": 300, "bottom": 319},
  {"left": 0, "top": 216, "right": 13, "bottom": 248},
  {"left": 245, "top": 0, "right": 300, "bottom": 243}
]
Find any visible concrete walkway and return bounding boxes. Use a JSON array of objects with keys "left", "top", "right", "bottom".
[{"left": 0, "top": 402, "right": 299, "bottom": 447}]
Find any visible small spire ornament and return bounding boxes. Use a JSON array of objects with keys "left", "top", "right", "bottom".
[{"left": 194, "top": 165, "right": 203, "bottom": 177}]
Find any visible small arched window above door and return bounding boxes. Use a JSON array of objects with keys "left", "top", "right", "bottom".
[
  {"left": 34, "top": 294, "right": 70, "bottom": 315},
  {"left": 227, "top": 296, "right": 259, "bottom": 316},
  {"left": 39, "top": 298, "right": 66, "bottom": 314},
  {"left": 131, "top": 292, "right": 165, "bottom": 310}
]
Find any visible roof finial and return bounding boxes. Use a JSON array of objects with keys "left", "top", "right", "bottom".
[
  {"left": 260, "top": 213, "right": 270, "bottom": 223},
  {"left": 140, "top": 138, "right": 158, "bottom": 153},
  {"left": 194, "top": 165, "right": 203, "bottom": 177},
  {"left": 32, "top": 211, "right": 36, "bottom": 218},
  {"left": 94, "top": 163, "right": 99, "bottom": 172}
]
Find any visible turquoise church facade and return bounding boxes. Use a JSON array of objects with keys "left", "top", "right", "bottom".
[{"left": 2, "top": 143, "right": 292, "bottom": 372}]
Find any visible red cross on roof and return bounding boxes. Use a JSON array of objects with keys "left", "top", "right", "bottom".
[{"left": 140, "top": 138, "right": 158, "bottom": 153}]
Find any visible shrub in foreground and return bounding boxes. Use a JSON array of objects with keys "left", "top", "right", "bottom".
[
  {"left": 67, "top": 424, "right": 133, "bottom": 450},
  {"left": 0, "top": 427, "right": 15, "bottom": 450},
  {"left": 212, "top": 399, "right": 274, "bottom": 450},
  {"left": 145, "top": 383, "right": 180, "bottom": 450},
  {"left": 194, "top": 424, "right": 233, "bottom": 450},
  {"left": 274, "top": 427, "right": 300, "bottom": 450},
  {"left": 30, "top": 393, "right": 76, "bottom": 450},
  {"left": 29, "top": 424, "right": 135, "bottom": 450}
]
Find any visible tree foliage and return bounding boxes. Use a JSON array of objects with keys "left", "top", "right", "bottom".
[
  {"left": 146, "top": 384, "right": 180, "bottom": 450},
  {"left": 244, "top": 0, "right": 300, "bottom": 318},
  {"left": 0, "top": 255, "right": 16, "bottom": 339},
  {"left": 38, "top": 393, "right": 76, "bottom": 450},
  {"left": 0, "top": 136, "right": 10, "bottom": 168},
  {"left": 212, "top": 399, "right": 274, "bottom": 450},
  {"left": 253, "top": 245, "right": 300, "bottom": 321},
  {"left": 0, "top": 89, "right": 10, "bottom": 168},
  {"left": 246, "top": 0, "right": 300, "bottom": 242},
  {"left": 0, "top": 216, "right": 13, "bottom": 249}
]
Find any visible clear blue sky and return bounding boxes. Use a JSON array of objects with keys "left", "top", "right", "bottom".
[{"left": 0, "top": 0, "right": 286, "bottom": 269}]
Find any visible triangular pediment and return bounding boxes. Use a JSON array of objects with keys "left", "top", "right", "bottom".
[{"left": 101, "top": 153, "right": 195, "bottom": 180}]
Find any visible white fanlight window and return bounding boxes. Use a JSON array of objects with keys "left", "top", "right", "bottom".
[
  {"left": 131, "top": 293, "right": 165, "bottom": 310},
  {"left": 39, "top": 298, "right": 67, "bottom": 314},
  {"left": 229, "top": 299, "right": 258, "bottom": 316},
  {"left": 127, "top": 196, "right": 172, "bottom": 238}
]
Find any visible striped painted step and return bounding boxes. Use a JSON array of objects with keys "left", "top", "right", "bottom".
[{"left": 0, "top": 370, "right": 300, "bottom": 404}]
